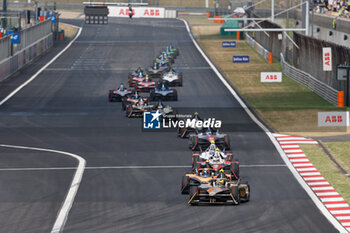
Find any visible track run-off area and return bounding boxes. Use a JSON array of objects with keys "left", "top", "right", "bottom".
[{"left": 0, "top": 18, "right": 345, "bottom": 232}]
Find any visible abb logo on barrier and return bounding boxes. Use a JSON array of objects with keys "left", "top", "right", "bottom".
[
  {"left": 322, "top": 47, "right": 332, "bottom": 71},
  {"left": 109, "top": 7, "right": 164, "bottom": 18},
  {"left": 325, "top": 115, "right": 343, "bottom": 123},
  {"left": 144, "top": 9, "right": 160, "bottom": 16},
  {"left": 318, "top": 112, "right": 349, "bottom": 127},
  {"left": 260, "top": 72, "right": 282, "bottom": 83},
  {"left": 117, "top": 9, "right": 135, "bottom": 16}
]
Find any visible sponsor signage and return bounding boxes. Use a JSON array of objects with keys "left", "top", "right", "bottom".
[
  {"left": 51, "top": 14, "right": 56, "bottom": 23},
  {"left": 260, "top": 72, "right": 282, "bottom": 83},
  {"left": 10, "top": 33, "right": 20, "bottom": 44},
  {"left": 109, "top": 7, "right": 165, "bottom": 18},
  {"left": 143, "top": 111, "right": 222, "bottom": 130},
  {"left": 318, "top": 112, "right": 349, "bottom": 127},
  {"left": 322, "top": 47, "right": 332, "bottom": 71},
  {"left": 222, "top": 41, "right": 236, "bottom": 48},
  {"left": 233, "top": 55, "right": 249, "bottom": 63}
]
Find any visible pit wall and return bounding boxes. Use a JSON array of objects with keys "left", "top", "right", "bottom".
[{"left": 0, "top": 33, "right": 53, "bottom": 82}]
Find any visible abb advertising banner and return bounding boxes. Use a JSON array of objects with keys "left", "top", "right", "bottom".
[
  {"left": 322, "top": 47, "right": 332, "bottom": 71},
  {"left": 318, "top": 112, "right": 349, "bottom": 127},
  {"left": 108, "top": 7, "right": 165, "bottom": 18},
  {"left": 260, "top": 72, "right": 282, "bottom": 83}
]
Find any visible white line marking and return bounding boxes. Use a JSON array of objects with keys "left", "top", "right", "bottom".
[
  {"left": 0, "top": 23, "right": 84, "bottom": 233},
  {"left": 0, "top": 144, "right": 86, "bottom": 233},
  {"left": 0, "top": 164, "right": 287, "bottom": 171},
  {"left": 178, "top": 18, "right": 347, "bottom": 233},
  {"left": 321, "top": 198, "right": 346, "bottom": 202},
  {"left": 0, "top": 26, "right": 83, "bottom": 106}
]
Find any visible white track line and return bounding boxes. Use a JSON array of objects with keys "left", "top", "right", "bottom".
[
  {"left": 178, "top": 18, "right": 347, "bottom": 233},
  {"left": 0, "top": 144, "right": 86, "bottom": 233},
  {"left": 0, "top": 24, "right": 84, "bottom": 233},
  {"left": 0, "top": 26, "right": 83, "bottom": 106},
  {"left": 0, "top": 164, "right": 287, "bottom": 171}
]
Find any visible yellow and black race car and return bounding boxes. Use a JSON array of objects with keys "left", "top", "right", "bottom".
[{"left": 181, "top": 168, "right": 250, "bottom": 205}]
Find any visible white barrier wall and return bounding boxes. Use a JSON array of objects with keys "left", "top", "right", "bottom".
[{"left": 108, "top": 6, "right": 165, "bottom": 18}]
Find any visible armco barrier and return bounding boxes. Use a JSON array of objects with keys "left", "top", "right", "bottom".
[
  {"left": 280, "top": 53, "right": 338, "bottom": 106},
  {"left": 0, "top": 33, "right": 53, "bottom": 83},
  {"left": 245, "top": 33, "right": 271, "bottom": 63}
]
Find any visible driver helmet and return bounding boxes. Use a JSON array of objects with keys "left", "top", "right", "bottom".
[
  {"left": 161, "top": 83, "right": 166, "bottom": 91},
  {"left": 138, "top": 71, "right": 143, "bottom": 78},
  {"left": 153, "top": 62, "right": 158, "bottom": 69},
  {"left": 145, "top": 75, "right": 149, "bottom": 82},
  {"left": 139, "top": 97, "right": 144, "bottom": 105},
  {"left": 202, "top": 168, "right": 211, "bottom": 177},
  {"left": 119, "top": 84, "right": 125, "bottom": 91},
  {"left": 194, "top": 112, "right": 199, "bottom": 120},
  {"left": 166, "top": 47, "right": 169, "bottom": 52},
  {"left": 217, "top": 169, "right": 226, "bottom": 179},
  {"left": 209, "top": 142, "right": 217, "bottom": 151}
]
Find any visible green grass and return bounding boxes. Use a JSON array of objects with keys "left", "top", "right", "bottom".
[
  {"left": 301, "top": 145, "right": 350, "bottom": 205},
  {"left": 324, "top": 142, "right": 350, "bottom": 174}
]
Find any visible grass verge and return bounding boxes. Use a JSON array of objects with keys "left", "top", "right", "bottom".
[
  {"left": 300, "top": 144, "right": 350, "bottom": 204},
  {"left": 324, "top": 142, "right": 350, "bottom": 174},
  {"left": 59, "top": 23, "right": 78, "bottom": 40},
  {"left": 182, "top": 16, "right": 349, "bottom": 136}
]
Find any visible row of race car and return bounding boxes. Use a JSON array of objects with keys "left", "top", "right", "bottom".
[
  {"left": 108, "top": 44, "right": 250, "bottom": 205},
  {"left": 108, "top": 44, "right": 179, "bottom": 118},
  {"left": 179, "top": 114, "right": 251, "bottom": 205}
]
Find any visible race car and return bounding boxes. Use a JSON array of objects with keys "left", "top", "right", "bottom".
[
  {"left": 121, "top": 90, "right": 149, "bottom": 111},
  {"left": 136, "top": 75, "right": 156, "bottom": 92},
  {"left": 128, "top": 68, "right": 147, "bottom": 87},
  {"left": 169, "top": 44, "right": 179, "bottom": 56},
  {"left": 126, "top": 97, "right": 154, "bottom": 118},
  {"left": 157, "top": 51, "right": 175, "bottom": 64},
  {"left": 149, "top": 83, "right": 178, "bottom": 101},
  {"left": 153, "top": 101, "right": 177, "bottom": 119},
  {"left": 108, "top": 83, "right": 132, "bottom": 102},
  {"left": 181, "top": 169, "right": 250, "bottom": 205},
  {"left": 154, "top": 54, "right": 174, "bottom": 66},
  {"left": 188, "top": 130, "right": 230, "bottom": 151},
  {"left": 191, "top": 146, "right": 240, "bottom": 180},
  {"left": 164, "top": 46, "right": 178, "bottom": 58},
  {"left": 147, "top": 62, "right": 170, "bottom": 78},
  {"left": 160, "top": 68, "right": 183, "bottom": 87},
  {"left": 177, "top": 113, "right": 205, "bottom": 138}
]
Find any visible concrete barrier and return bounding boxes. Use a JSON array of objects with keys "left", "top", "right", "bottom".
[{"left": 0, "top": 33, "right": 53, "bottom": 83}]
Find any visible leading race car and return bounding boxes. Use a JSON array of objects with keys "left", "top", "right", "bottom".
[
  {"left": 147, "top": 62, "right": 170, "bottom": 78},
  {"left": 188, "top": 129, "right": 230, "bottom": 151},
  {"left": 150, "top": 83, "right": 178, "bottom": 101},
  {"left": 108, "top": 83, "right": 132, "bottom": 102},
  {"left": 169, "top": 44, "right": 179, "bottom": 56},
  {"left": 181, "top": 169, "right": 250, "bottom": 205},
  {"left": 191, "top": 145, "right": 240, "bottom": 179},
  {"left": 164, "top": 46, "right": 178, "bottom": 58},
  {"left": 160, "top": 68, "right": 183, "bottom": 87}
]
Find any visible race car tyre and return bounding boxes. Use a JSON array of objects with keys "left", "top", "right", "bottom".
[
  {"left": 126, "top": 106, "right": 132, "bottom": 117},
  {"left": 230, "top": 159, "right": 240, "bottom": 180},
  {"left": 181, "top": 175, "right": 189, "bottom": 194},
  {"left": 189, "top": 186, "right": 199, "bottom": 205},
  {"left": 191, "top": 155, "right": 199, "bottom": 171},
  {"left": 171, "top": 90, "right": 178, "bottom": 101},
  {"left": 178, "top": 72, "right": 183, "bottom": 86},
  {"left": 240, "top": 182, "right": 250, "bottom": 202},
  {"left": 224, "top": 135, "right": 231, "bottom": 150},
  {"left": 189, "top": 136, "right": 198, "bottom": 151},
  {"left": 108, "top": 90, "right": 114, "bottom": 102},
  {"left": 232, "top": 185, "right": 241, "bottom": 205},
  {"left": 150, "top": 90, "right": 156, "bottom": 101}
]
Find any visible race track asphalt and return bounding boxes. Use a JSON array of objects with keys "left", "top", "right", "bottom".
[{"left": 0, "top": 18, "right": 339, "bottom": 233}]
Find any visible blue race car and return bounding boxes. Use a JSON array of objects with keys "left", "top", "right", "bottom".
[{"left": 150, "top": 82, "right": 178, "bottom": 101}]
